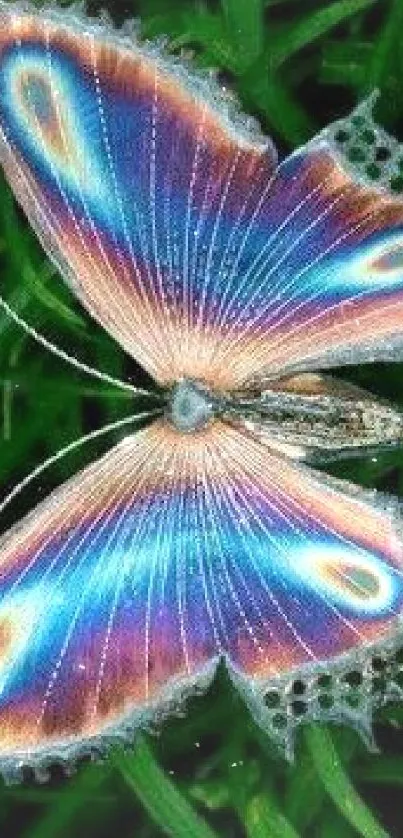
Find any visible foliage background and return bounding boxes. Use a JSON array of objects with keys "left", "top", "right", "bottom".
[{"left": 1, "top": 0, "right": 403, "bottom": 835}]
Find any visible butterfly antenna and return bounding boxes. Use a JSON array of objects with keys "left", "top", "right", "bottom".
[
  {"left": 0, "top": 294, "right": 160, "bottom": 398},
  {"left": 0, "top": 408, "right": 162, "bottom": 519}
]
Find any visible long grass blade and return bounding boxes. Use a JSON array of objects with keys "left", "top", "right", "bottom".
[
  {"left": 269, "top": 0, "right": 376, "bottom": 69},
  {"left": 245, "top": 793, "right": 300, "bottom": 838},
  {"left": 305, "top": 726, "right": 391, "bottom": 838},
  {"left": 113, "top": 739, "right": 220, "bottom": 838},
  {"left": 221, "top": 0, "right": 264, "bottom": 66}
]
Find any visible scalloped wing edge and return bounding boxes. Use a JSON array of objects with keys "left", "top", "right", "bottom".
[
  {"left": 1, "top": 628, "right": 403, "bottom": 784},
  {"left": 312, "top": 92, "right": 403, "bottom": 200},
  {"left": 0, "top": 0, "right": 272, "bottom": 154}
]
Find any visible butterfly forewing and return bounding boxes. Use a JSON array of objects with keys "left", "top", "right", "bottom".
[
  {"left": 1, "top": 4, "right": 403, "bottom": 389},
  {"left": 0, "top": 1, "right": 275, "bottom": 387}
]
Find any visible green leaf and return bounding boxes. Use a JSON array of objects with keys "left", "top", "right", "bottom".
[
  {"left": 22, "top": 261, "right": 87, "bottom": 330},
  {"left": 320, "top": 40, "right": 373, "bottom": 89},
  {"left": 320, "top": 815, "right": 357, "bottom": 838},
  {"left": 0, "top": 373, "right": 132, "bottom": 399},
  {"left": 305, "top": 726, "right": 391, "bottom": 838},
  {"left": 245, "top": 793, "right": 301, "bottom": 838},
  {"left": 190, "top": 779, "right": 230, "bottom": 811},
  {"left": 284, "top": 754, "right": 325, "bottom": 833},
  {"left": 0, "top": 288, "right": 30, "bottom": 341},
  {"left": 246, "top": 72, "right": 315, "bottom": 145},
  {"left": 355, "top": 755, "right": 403, "bottom": 786},
  {"left": 269, "top": 0, "right": 377, "bottom": 69},
  {"left": 113, "top": 738, "right": 220, "bottom": 838},
  {"left": 141, "top": 8, "right": 240, "bottom": 75},
  {"left": 25, "top": 765, "right": 107, "bottom": 838},
  {"left": 222, "top": 0, "right": 264, "bottom": 67},
  {"left": 366, "top": 0, "right": 403, "bottom": 88},
  {"left": 179, "top": 10, "right": 239, "bottom": 73}
]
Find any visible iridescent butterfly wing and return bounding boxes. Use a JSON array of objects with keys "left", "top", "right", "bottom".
[{"left": 1, "top": 1, "right": 403, "bottom": 780}]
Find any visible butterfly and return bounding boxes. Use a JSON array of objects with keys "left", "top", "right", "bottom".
[{"left": 1, "top": 0, "right": 403, "bottom": 783}]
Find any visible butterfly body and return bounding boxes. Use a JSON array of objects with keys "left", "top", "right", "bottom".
[
  {"left": 166, "top": 373, "right": 403, "bottom": 464},
  {"left": 1, "top": 1, "right": 403, "bottom": 781}
]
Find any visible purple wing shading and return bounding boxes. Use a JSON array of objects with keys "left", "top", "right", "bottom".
[
  {"left": 230, "top": 100, "right": 403, "bottom": 386},
  {"left": 0, "top": 1, "right": 274, "bottom": 387},
  {"left": 2, "top": 5, "right": 403, "bottom": 391},
  {"left": 0, "top": 419, "right": 402, "bottom": 779}
]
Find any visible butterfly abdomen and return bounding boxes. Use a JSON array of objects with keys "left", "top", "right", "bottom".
[{"left": 222, "top": 373, "right": 403, "bottom": 461}]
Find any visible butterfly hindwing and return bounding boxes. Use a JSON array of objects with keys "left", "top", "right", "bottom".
[{"left": 0, "top": 420, "right": 402, "bottom": 778}]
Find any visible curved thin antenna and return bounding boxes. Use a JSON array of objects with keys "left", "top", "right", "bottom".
[
  {"left": 0, "top": 408, "right": 162, "bottom": 518},
  {"left": 0, "top": 294, "right": 159, "bottom": 398}
]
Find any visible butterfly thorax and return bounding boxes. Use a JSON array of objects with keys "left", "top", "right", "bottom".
[{"left": 169, "top": 380, "right": 214, "bottom": 432}]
